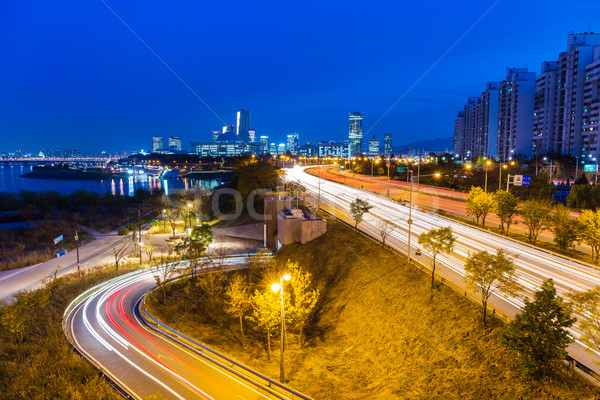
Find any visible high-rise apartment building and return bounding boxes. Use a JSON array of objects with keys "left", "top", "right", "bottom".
[
  {"left": 249, "top": 129, "right": 256, "bottom": 143},
  {"left": 236, "top": 109, "right": 250, "bottom": 142},
  {"left": 384, "top": 134, "right": 392, "bottom": 157},
  {"left": 462, "top": 97, "right": 478, "bottom": 160},
  {"left": 533, "top": 61, "right": 559, "bottom": 156},
  {"left": 286, "top": 133, "right": 299, "bottom": 155},
  {"left": 453, "top": 112, "right": 465, "bottom": 157},
  {"left": 368, "top": 135, "right": 379, "bottom": 156},
  {"left": 168, "top": 136, "right": 182, "bottom": 151},
  {"left": 582, "top": 46, "right": 600, "bottom": 161},
  {"left": 497, "top": 68, "right": 536, "bottom": 162},
  {"left": 152, "top": 136, "right": 163, "bottom": 152},
  {"left": 348, "top": 112, "right": 363, "bottom": 156}
]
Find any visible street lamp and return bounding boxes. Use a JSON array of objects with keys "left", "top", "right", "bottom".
[
  {"left": 407, "top": 172, "right": 441, "bottom": 263},
  {"left": 386, "top": 158, "right": 391, "bottom": 197},
  {"left": 74, "top": 225, "right": 80, "bottom": 272},
  {"left": 484, "top": 160, "right": 492, "bottom": 192},
  {"left": 499, "top": 164, "right": 507, "bottom": 191},
  {"left": 271, "top": 273, "right": 291, "bottom": 383}
]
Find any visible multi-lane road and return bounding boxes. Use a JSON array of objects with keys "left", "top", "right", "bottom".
[
  {"left": 64, "top": 259, "right": 307, "bottom": 400},
  {"left": 286, "top": 165, "right": 600, "bottom": 375}
]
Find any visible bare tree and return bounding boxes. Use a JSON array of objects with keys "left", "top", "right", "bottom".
[
  {"left": 153, "top": 256, "right": 179, "bottom": 305},
  {"left": 376, "top": 219, "right": 395, "bottom": 248},
  {"left": 113, "top": 241, "right": 131, "bottom": 271}
]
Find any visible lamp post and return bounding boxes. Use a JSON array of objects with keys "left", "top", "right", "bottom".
[
  {"left": 187, "top": 202, "right": 192, "bottom": 229},
  {"left": 499, "top": 164, "right": 507, "bottom": 190},
  {"left": 407, "top": 172, "right": 440, "bottom": 263},
  {"left": 386, "top": 159, "right": 391, "bottom": 197},
  {"left": 484, "top": 160, "right": 492, "bottom": 192},
  {"left": 74, "top": 225, "right": 80, "bottom": 272},
  {"left": 271, "top": 273, "right": 291, "bottom": 383}
]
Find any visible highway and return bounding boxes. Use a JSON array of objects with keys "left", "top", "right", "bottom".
[
  {"left": 287, "top": 165, "right": 600, "bottom": 375},
  {"left": 64, "top": 259, "right": 304, "bottom": 400}
]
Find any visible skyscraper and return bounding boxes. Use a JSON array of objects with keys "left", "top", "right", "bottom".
[
  {"left": 453, "top": 112, "right": 465, "bottom": 157},
  {"left": 152, "top": 136, "right": 163, "bottom": 152},
  {"left": 259, "top": 135, "right": 269, "bottom": 154},
  {"left": 236, "top": 109, "right": 250, "bottom": 142},
  {"left": 384, "top": 134, "right": 392, "bottom": 157},
  {"left": 368, "top": 135, "right": 379, "bottom": 157},
  {"left": 349, "top": 112, "right": 363, "bottom": 156},
  {"left": 286, "top": 133, "right": 299, "bottom": 155},
  {"left": 168, "top": 136, "right": 182, "bottom": 151},
  {"left": 212, "top": 130, "right": 220, "bottom": 142},
  {"left": 248, "top": 129, "right": 256, "bottom": 143},
  {"left": 533, "top": 61, "right": 558, "bottom": 157}
]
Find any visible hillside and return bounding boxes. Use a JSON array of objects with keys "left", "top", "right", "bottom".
[{"left": 147, "top": 220, "right": 595, "bottom": 399}]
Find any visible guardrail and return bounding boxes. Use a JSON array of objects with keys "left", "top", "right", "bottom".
[{"left": 137, "top": 297, "right": 313, "bottom": 400}]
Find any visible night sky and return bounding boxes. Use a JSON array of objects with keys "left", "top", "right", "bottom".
[{"left": 1, "top": 1, "right": 598, "bottom": 154}]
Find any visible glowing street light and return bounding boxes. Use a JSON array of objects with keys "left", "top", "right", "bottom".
[
  {"left": 272, "top": 273, "right": 291, "bottom": 383},
  {"left": 484, "top": 160, "right": 492, "bottom": 192}
]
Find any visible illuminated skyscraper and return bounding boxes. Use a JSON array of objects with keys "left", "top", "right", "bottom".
[
  {"left": 348, "top": 112, "right": 363, "bottom": 156},
  {"left": 384, "top": 134, "right": 392, "bottom": 157},
  {"left": 168, "top": 136, "right": 182, "bottom": 151},
  {"left": 236, "top": 109, "right": 250, "bottom": 142},
  {"left": 152, "top": 136, "right": 163, "bottom": 152},
  {"left": 286, "top": 132, "right": 299, "bottom": 155},
  {"left": 249, "top": 129, "right": 256, "bottom": 143},
  {"left": 212, "top": 130, "right": 220, "bottom": 141},
  {"left": 368, "top": 135, "right": 379, "bottom": 157}
]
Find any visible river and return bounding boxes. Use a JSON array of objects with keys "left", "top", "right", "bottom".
[{"left": 0, "top": 165, "right": 222, "bottom": 196}]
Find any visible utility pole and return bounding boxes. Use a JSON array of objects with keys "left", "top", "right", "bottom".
[
  {"left": 407, "top": 169, "right": 413, "bottom": 264},
  {"left": 74, "top": 224, "right": 80, "bottom": 272},
  {"left": 138, "top": 207, "right": 142, "bottom": 266}
]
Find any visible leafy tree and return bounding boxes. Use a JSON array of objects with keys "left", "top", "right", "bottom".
[
  {"left": 551, "top": 204, "right": 579, "bottom": 251},
  {"left": 376, "top": 219, "right": 395, "bottom": 248},
  {"left": 464, "top": 249, "right": 522, "bottom": 327},
  {"left": 519, "top": 199, "right": 552, "bottom": 243},
  {"left": 142, "top": 244, "right": 157, "bottom": 264},
  {"left": 418, "top": 226, "right": 455, "bottom": 288},
  {"left": 248, "top": 288, "right": 281, "bottom": 360},
  {"left": 112, "top": 241, "right": 131, "bottom": 271},
  {"left": 349, "top": 198, "right": 373, "bottom": 229},
  {"left": 494, "top": 191, "right": 519, "bottom": 235},
  {"left": 502, "top": 279, "right": 576, "bottom": 379},
  {"left": 0, "top": 289, "right": 50, "bottom": 343},
  {"left": 465, "top": 186, "right": 495, "bottom": 228},
  {"left": 235, "top": 161, "right": 281, "bottom": 198},
  {"left": 225, "top": 274, "right": 251, "bottom": 347},
  {"left": 567, "top": 184, "right": 600, "bottom": 210},
  {"left": 286, "top": 261, "right": 319, "bottom": 348},
  {"left": 569, "top": 287, "right": 600, "bottom": 365},
  {"left": 247, "top": 249, "right": 275, "bottom": 286},
  {"left": 578, "top": 209, "right": 600, "bottom": 262},
  {"left": 164, "top": 207, "right": 180, "bottom": 238}
]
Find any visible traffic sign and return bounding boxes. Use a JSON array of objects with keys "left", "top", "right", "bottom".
[
  {"left": 584, "top": 164, "right": 597, "bottom": 173},
  {"left": 397, "top": 167, "right": 405, "bottom": 173},
  {"left": 513, "top": 175, "right": 523, "bottom": 186},
  {"left": 54, "top": 234, "right": 63, "bottom": 244},
  {"left": 56, "top": 249, "right": 67, "bottom": 258},
  {"left": 522, "top": 175, "right": 531, "bottom": 187}
]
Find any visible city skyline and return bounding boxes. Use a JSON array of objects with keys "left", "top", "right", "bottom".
[{"left": 1, "top": 1, "right": 599, "bottom": 153}]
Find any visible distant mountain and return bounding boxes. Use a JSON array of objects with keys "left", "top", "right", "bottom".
[{"left": 393, "top": 137, "right": 453, "bottom": 154}]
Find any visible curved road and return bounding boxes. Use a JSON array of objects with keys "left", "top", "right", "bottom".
[
  {"left": 287, "top": 165, "right": 600, "bottom": 376},
  {"left": 64, "top": 260, "right": 302, "bottom": 400}
]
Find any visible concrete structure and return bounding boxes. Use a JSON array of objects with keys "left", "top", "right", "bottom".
[
  {"left": 236, "top": 109, "right": 250, "bottom": 142},
  {"left": 497, "top": 68, "right": 536, "bottom": 162},
  {"left": 152, "top": 136, "right": 163, "bottom": 152},
  {"left": 277, "top": 208, "right": 327, "bottom": 247},
  {"left": 368, "top": 135, "right": 379, "bottom": 156},
  {"left": 349, "top": 112, "right": 363, "bottom": 155},
  {"left": 263, "top": 194, "right": 309, "bottom": 250},
  {"left": 384, "top": 134, "right": 392, "bottom": 157}
]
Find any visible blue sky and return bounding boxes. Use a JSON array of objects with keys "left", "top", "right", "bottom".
[{"left": 1, "top": 0, "right": 599, "bottom": 153}]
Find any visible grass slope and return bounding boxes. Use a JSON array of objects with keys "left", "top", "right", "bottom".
[{"left": 148, "top": 221, "right": 597, "bottom": 399}]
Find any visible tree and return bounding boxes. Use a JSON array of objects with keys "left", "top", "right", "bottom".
[
  {"left": 225, "top": 274, "right": 251, "bottom": 347},
  {"left": 248, "top": 289, "right": 281, "bottom": 360},
  {"left": 502, "top": 279, "right": 576, "bottom": 378},
  {"left": 349, "top": 198, "right": 373, "bottom": 229},
  {"left": 418, "top": 226, "right": 456, "bottom": 288},
  {"left": 464, "top": 249, "right": 522, "bottom": 327},
  {"left": 154, "top": 256, "right": 179, "bottom": 305},
  {"left": 578, "top": 209, "right": 600, "bottom": 262},
  {"left": 165, "top": 207, "right": 179, "bottom": 238},
  {"left": 519, "top": 199, "right": 552, "bottom": 243},
  {"left": 286, "top": 261, "right": 319, "bottom": 348},
  {"left": 234, "top": 161, "right": 281, "bottom": 199},
  {"left": 112, "top": 241, "right": 131, "bottom": 271},
  {"left": 0, "top": 289, "right": 50, "bottom": 343},
  {"left": 376, "top": 219, "right": 394, "bottom": 248},
  {"left": 18, "top": 204, "right": 39, "bottom": 251},
  {"left": 465, "top": 186, "right": 495, "bottom": 228},
  {"left": 247, "top": 249, "right": 276, "bottom": 286},
  {"left": 142, "top": 244, "right": 157, "bottom": 264},
  {"left": 551, "top": 204, "right": 579, "bottom": 251},
  {"left": 569, "top": 287, "right": 600, "bottom": 365},
  {"left": 175, "top": 224, "right": 213, "bottom": 282},
  {"left": 567, "top": 184, "right": 600, "bottom": 210},
  {"left": 287, "top": 180, "right": 306, "bottom": 209},
  {"left": 494, "top": 191, "right": 519, "bottom": 235}
]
